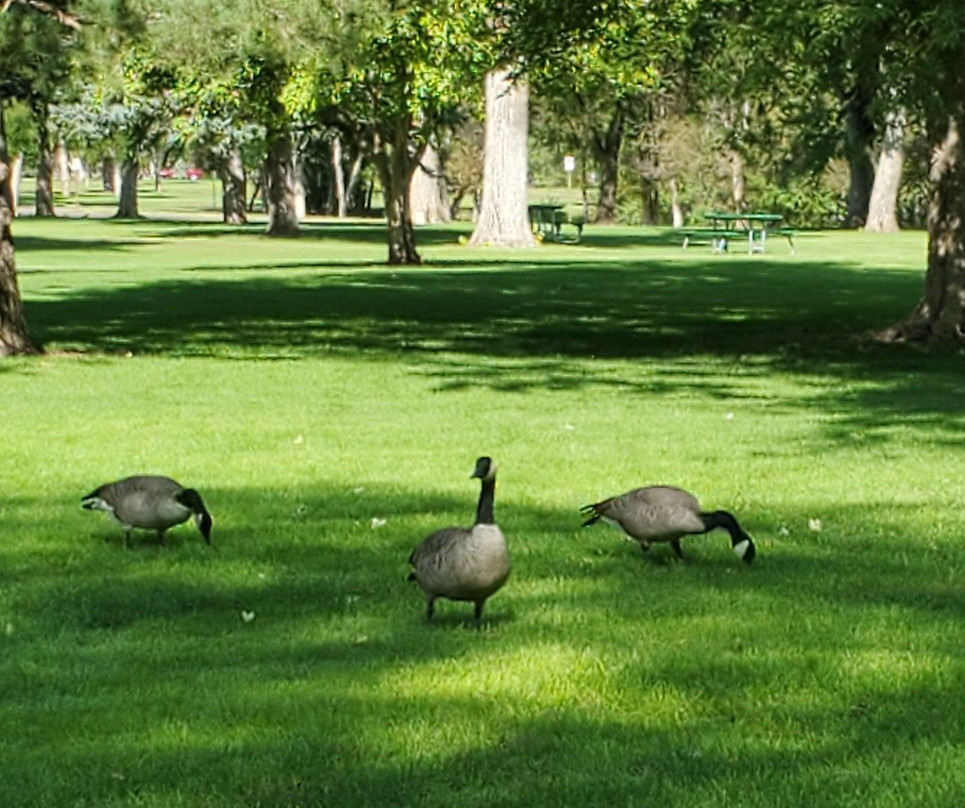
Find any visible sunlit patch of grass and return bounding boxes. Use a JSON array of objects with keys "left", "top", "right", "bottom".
[{"left": 1, "top": 197, "right": 962, "bottom": 807}]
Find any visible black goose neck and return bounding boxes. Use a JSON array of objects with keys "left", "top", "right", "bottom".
[
  {"left": 475, "top": 475, "right": 496, "bottom": 524},
  {"left": 704, "top": 510, "right": 744, "bottom": 540}
]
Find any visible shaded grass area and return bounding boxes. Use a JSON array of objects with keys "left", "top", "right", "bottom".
[{"left": 2, "top": 216, "right": 963, "bottom": 807}]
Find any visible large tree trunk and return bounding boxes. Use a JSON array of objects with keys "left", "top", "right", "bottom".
[
  {"left": 115, "top": 158, "right": 139, "bottom": 218},
  {"left": 264, "top": 131, "right": 299, "bottom": 237},
  {"left": 592, "top": 108, "right": 624, "bottom": 224},
  {"left": 374, "top": 122, "right": 422, "bottom": 265},
  {"left": 468, "top": 67, "right": 537, "bottom": 248},
  {"left": 220, "top": 147, "right": 247, "bottom": 225},
  {"left": 879, "top": 113, "right": 965, "bottom": 341},
  {"left": 409, "top": 142, "right": 451, "bottom": 225},
  {"left": 865, "top": 109, "right": 905, "bottom": 233},
  {"left": 0, "top": 111, "right": 40, "bottom": 357},
  {"left": 843, "top": 80, "right": 876, "bottom": 227}
]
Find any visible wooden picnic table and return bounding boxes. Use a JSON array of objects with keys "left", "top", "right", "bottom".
[{"left": 705, "top": 212, "right": 783, "bottom": 254}]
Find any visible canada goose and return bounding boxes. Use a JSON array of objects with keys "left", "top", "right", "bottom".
[
  {"left": 81, "top": 475, "right": 213, "bottom": 546},
  {"left": 580, "top": 485, "right": 755, "bottom": 564},
  {"left": 408, "top": 456, "right": 510, "bottom": 624}
]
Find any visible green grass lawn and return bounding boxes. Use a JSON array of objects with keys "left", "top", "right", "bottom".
[{"left": 2, "top": 186, "right": 963, "bottom": 808}]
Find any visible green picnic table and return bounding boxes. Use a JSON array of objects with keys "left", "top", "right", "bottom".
[
  {"left": 703, "top": 212, "right": 791, "bottom": 254},
  {"left": 528, "top": 204, "right": 585, "bottom": 243}
]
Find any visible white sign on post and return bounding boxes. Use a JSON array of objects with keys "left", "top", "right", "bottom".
[{"left": 563, "top": 154, "right": 576, "bottom": 187}]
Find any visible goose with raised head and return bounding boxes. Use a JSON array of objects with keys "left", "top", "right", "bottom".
[
  {"left": 580, "top": 485, "right": 755, "bottom": 564},
  {"left": 82, "top": 475, "right": 213, "bottom": 546},
  {"left": 408, "top": 456, "right": 510, "bottom": 624}
]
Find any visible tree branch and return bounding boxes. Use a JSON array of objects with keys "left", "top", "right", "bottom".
[{"left": 1, "top": 0, "right": 82, "bottom": 30}]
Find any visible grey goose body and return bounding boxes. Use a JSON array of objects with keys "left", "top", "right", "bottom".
[
  {"left": 408, "top": 457, "right": 510, "bottom": 624},
  {"left": 82, "top": 475, "right": 213, "bottom": 546},
  {"left": 580, "top": 485, "right": 755, "bottom": 564}
]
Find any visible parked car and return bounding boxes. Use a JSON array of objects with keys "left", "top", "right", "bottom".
[{"left": 185, "top": 167, "right": 204, "bottom": 181}]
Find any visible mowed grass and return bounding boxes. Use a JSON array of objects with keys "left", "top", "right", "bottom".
[{"left": 2, "top": 185, "right": 963, "bottom": 808}]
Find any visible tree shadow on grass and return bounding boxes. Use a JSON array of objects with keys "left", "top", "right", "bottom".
[
  {"left": 23, "top": 256, "right": 965, "bottom": 446},
  {"left": 28, "top": 259, "right": 919, "bottom": 361},
  {"left": 3, "top": 477, "right": 961, "bottom": 807}
]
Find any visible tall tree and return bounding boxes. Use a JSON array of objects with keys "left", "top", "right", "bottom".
[
  {"left": 864, "top": 108, "right": 905, "bottom": 233},
  {"left": 467, "top": 65, "right": 536, "bottom": 247},
  {"left": 242, "top": 51, "right": 300, "bottom": 236},
  {"left": 803, "top": 0, "right": 965, "bottom": 340},
  {"left": 0, "top": 0, "right": 78, "bottom": 356},
  {"left": 313, "top": 1, "right": 482, "bottom": 263},
  {"left": 739, "top": 0, "right": 965, "bottom": 340}
]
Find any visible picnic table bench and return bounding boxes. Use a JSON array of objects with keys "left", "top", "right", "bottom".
[{"left": 680, "top": 227, "right": 743, "bottom": 252}]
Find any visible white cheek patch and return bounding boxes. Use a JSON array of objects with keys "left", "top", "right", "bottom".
[
  {"left": 732, "top": 539, "right": 751, "bottom": 559},
  {"left": 85, "top": 497, "right": 113, "bottom": 513}
]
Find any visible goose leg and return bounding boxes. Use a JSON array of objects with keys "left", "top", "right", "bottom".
[
  {"left": 425, "top": 597, "right": 435, "bottom": 621},
  {"left": 670, "top": 539, "right": 685, "bottom": 560},
  {"left": 473, "top": 600, "right": 485, "bottom": 626}
]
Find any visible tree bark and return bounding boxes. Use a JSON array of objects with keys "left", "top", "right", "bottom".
[
  {"left": 0, "top": 111, "right": 40, "bottom": 357},
  {"left": 115, "top": 158, "right": 140, "bottom": 218},
  {"left": 592, "top": 108, "right": 624, "bottom": 224},
  {"left": 669, "top": 177, "right": 684, "bottom": 229},
  {"left": 374, "top": 122, "right": 422, "bottom": 265},
  {"left": 33, "top": 105, "right": 55, "bottom": 217},
  {"left": 55, "top": 139, "right": 70, "bottom": 199},
  {"left": 10, "top": 153, "right": 23, "bottom": 216},
  {"left": 729, "top": 148, "right": 746, "bottom": 211},
  {"left": 264, "top": 131, "right": 299, "bottom": 237},
  {"left": 102, "top": 155, "right": 117, "bottom": 193},
  {"left": 843, "top": 80, "right": 876, "bottom": 227},
  {"left": 409, "top": 142, "right": 451, "bottom": 225},
  {"left": 220, "top": 147, "right": 247, "bottom": 225},
  {"left": 468, "top": 67, "right": 537, "bottom": 248},
  {"left": 879, "top": 113, "right": 965, "bottom": 341},
  {"left": 865, "top": 109, "right": 905, "bottom": 233}
]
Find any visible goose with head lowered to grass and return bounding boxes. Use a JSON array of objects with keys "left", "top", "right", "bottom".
[
  {"left": 580, "top": 485, "right": 755, "bottom": 564},
  {"left": 408, "top": 456, "right": 510, "bottom": 625},
  {"left": 81, "top": 475, "right": 213, "bottom": 547}
]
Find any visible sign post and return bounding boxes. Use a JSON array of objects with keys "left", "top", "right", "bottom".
[{"left": 563, "top": 155, "right": 576, "bottom": 188}]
